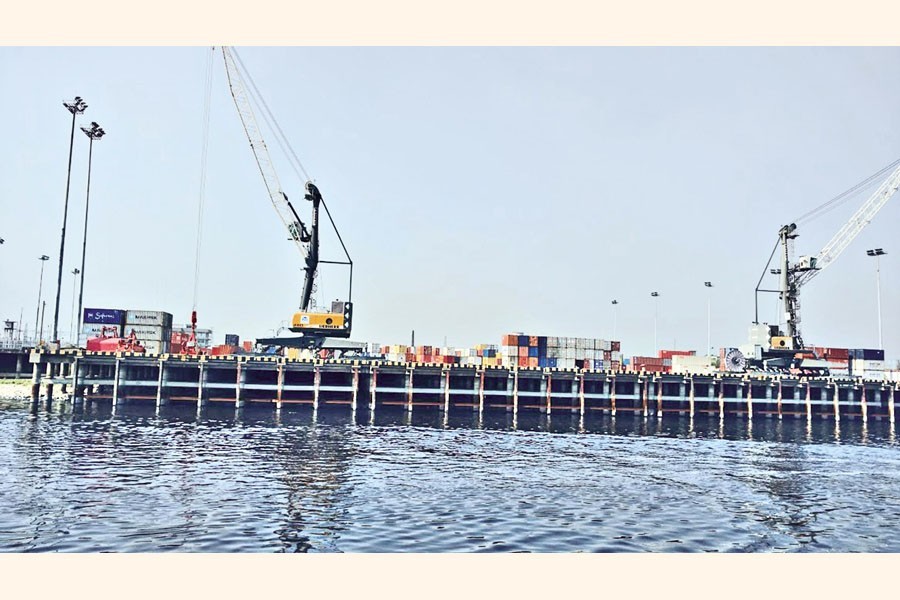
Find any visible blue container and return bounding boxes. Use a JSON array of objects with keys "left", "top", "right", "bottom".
[
  {"left": 594, "top": 359, "right": 604, "bottom": 370},
  {"left": 83, "top": 308, "right": 124, "bottom": 325},
  {"left": 538, "top": 358, "right": 548, "bottom": 368},
  {"left": 549, "top": 358, "right": 557, "bottom": 368},
  {"left": 538, "top": 336, "right": 547, "bottom": 349},
  {"left": 863, "top": 349, "right": 885, "bottom": 361},
  {"left": 518, "top": 335, "right": 529, "bottom": 346},
  {"left": 528, "top": 347, "right": 539, "bottom": 357}
]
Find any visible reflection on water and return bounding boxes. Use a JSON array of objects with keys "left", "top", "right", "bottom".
[{"left": 1, "top": 396, "right": 899, "bottom": 552}]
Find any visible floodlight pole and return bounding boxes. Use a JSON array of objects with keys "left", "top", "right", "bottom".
[
  {"left": 52, "top": 96, "right": 87, "bottom": 345},
  {"left": 76, "top": 122, "right": 105, "bottom": 333}
]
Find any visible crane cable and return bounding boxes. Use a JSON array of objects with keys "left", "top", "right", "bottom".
[
  {"left": 193, "top": 47, "right": 215, "bottom": 312},
  {"left": 232, "top": 47, "right": 312, "bottom": 185},
  {"left": 231, "top": 47, "right": 325, "bottom": 309},
  {"left": 792, "top": 157, "right": 900, "bottom": 226}
]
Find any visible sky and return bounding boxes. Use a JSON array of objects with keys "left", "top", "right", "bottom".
[{"left": 0, "top": 47, "right": 898, "bottom": 360}]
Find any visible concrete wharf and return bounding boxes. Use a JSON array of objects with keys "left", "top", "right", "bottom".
[{"left": 22, "top": 349, "right": 899, "bottom": 425}]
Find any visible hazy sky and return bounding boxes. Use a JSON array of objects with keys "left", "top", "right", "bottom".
[{"left": 1, "top": 47, "right": 898, "bottom": 359}]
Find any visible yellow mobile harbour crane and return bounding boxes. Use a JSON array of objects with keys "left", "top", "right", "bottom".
[{"left": 221, "top": 47, "right": 354, "bottom": 349}]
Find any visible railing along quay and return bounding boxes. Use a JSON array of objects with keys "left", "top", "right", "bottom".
[{"left": 25, "top": 349, "right": 898, "bottom": 424}]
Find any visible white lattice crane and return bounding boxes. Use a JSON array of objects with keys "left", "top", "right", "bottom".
[{"left": 777, "top": 163, "right": 900, "bottom": 349}]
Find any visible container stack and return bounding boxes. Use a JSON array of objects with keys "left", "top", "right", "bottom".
[
  {"left": 123, "top": 310, "right": 173, "bottom": 354},
  {"left": 630, "top": 350, "right": 697, "bottom": 373},
  {"left": 629, "top": 356, "right": 669, "bottom": 373},
  {"left": 815, "top": 347, "right": 850, "bottom": 376},
  {"left": 850, "top": 349, "right": 886, "bottom": 379},
  {"left": 500, "top": 333, "right": 622, "bottom": 370},
  {"left": 376, "top": 344, "right": 504, "bottom": 366},
  {"left": 80, "top": 308, "right": 125, "bottom": 346},
  {"left": 170, "top": 325, "right": 213, "bottom": 352}
]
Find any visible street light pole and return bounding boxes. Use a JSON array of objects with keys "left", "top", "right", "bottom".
[
  {"left": 704, "top": 282, "right": 713, "bottom": 356},
  {"left": 40, "top": 301, "right": 47, "bottom": 344},
  {"left": 76, "top": 122, "right": 106, "bottom": 334},
  {"left": 611, "top": 299, "right": 618, "bottom": 340},
  {"left": 34, "top": 255, "right": 50, "bottom": 344},
  {"left": 70, "top": 267, "right": 80, "bottom": 345},
  {"left": 52, "top": 96, "right": 88, "bottom": 345},
  {"left": 651, "top": 291, "right": 660, "bottom": 355},
  {"left": 866, "top": 249, "right": 887, "bottom": 349}
]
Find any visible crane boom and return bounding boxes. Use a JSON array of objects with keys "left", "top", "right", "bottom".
[
  {"left": 221, "top": 46, "right": 311, "bottom": 257},
  {"left": 795, "top": 162, "right": 900, "bottom": 287}
]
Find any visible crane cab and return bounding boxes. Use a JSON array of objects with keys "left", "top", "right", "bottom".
[{"left": 290, "top": 301, "right": 352, "bottom": 338}]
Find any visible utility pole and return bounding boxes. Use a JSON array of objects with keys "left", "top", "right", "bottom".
[
  {"left": 70, "top": 267, "right": 81, "bottom": 345},
  {"left": 34, "top": 255, "right": 50, "bottom": 344},
  {"left": 704, "top": 282, "right": 713, "bottom": 356},
  {"left": 76, "top": 122, "right": 106, "bottom": 334},
  {"left": 52, "top": 96, "right": 88, "bottom": 345},
  {"left": 866, "top": 248, "right": 887, "bottom": 349},
  {"left": 611, "top": 299, "right": 618, "bottom": 340}
]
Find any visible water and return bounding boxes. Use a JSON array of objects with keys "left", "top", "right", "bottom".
[{"left": 2, "top": 396, "right": 900, "bottom": 552}]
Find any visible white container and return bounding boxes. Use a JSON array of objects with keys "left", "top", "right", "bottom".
[
  {"left": 126, "top": 310, "right": 173, "bottom": 328},
  {"left": 611, "top": 351, "right": 622, "bottom": 361},
  {"left": 140, "top": 340, "right": 169, "bottom": 354},
  {"left": 81, "top": 323, "right": 122, "bottom": 337},
  {"left": 125, "top": 324, "right": 170, "bottom": 341},
  {"left": 548, "top": 337, "right": 558, "bottom": 347}
]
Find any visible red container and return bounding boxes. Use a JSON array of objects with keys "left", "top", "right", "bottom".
[
  {"left": 659, "top": 349, "right": 695, "bottom": 359},
  {"left": 611, "top": 341, "right": 621, "bottom": 352},
  {"left": 603, "top": 351, "right": 611, "bottom": 360},
  {"left": 518, "top": 356, "right": 528, "bottom": 367},
  {"left": 825, "top": 347, "right": 849, "bottom": 360},
  {"left": 502, "top": 334, "right": 517, "bottom": 346},
  {"left": 242, "top": 341, "right": 253, "bottom": 352}
]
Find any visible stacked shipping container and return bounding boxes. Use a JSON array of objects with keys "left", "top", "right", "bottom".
[
  {"left": 499, "top": 333, "right": 622, "bottom": 370},
  {"left": 80, "top": 308, "right": 125, "bottom": 346},
  {"left": 123, "top": 310, "right": 173, "bottom": 354}
]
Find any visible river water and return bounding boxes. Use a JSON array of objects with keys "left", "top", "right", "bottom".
[{"left": 1, "top": 397, "right": 899, "bottom": 552}]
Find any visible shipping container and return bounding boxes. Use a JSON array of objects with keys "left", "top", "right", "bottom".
[
  {"left": 125, "top": 310, "right": 173, "bottom": 328},
  {"left": 124, "top": 325, "right": 170, "bottom": 341},
  {"left": 83, "top": 308, "right": 124, "bottom": 325},
  {"left": 81, "top": 323, "right": 122, "bottom": 337},
  {"left": 140, "top": 340, "right": 169, "bottom": 354}
]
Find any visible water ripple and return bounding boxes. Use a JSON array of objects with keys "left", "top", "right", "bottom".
[{"left": 1, "top": 398, "right": 899, "bottom": 552}]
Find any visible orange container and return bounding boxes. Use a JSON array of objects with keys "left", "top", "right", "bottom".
[
  {"left": 529, "top": 336, "right": 538, "bottom": 347},
  {"left": 528, "top": 357, "right": 538, "bottom": 367},
  {"left": 242, "top": 341, "right": 253, "bottom": 352},
  {"left": 502, "top": 334, "right": 517, "bottom": 346},
  {"left": 518, "top": 346, "right": 529, "bottom": 357}
]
